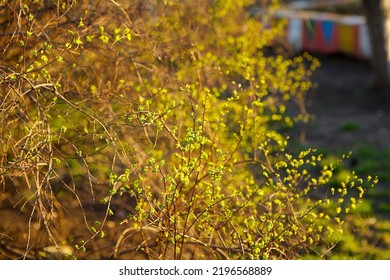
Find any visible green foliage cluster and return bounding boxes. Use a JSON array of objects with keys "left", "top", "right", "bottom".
[{"left": 0, "top": 0, "right": 376, "bottom": 259}]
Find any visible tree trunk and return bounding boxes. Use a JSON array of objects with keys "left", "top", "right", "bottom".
[{"left": 362, "top": 0, "right": 390, "bottom": 91}]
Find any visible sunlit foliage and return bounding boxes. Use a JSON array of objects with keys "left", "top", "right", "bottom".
[{"left": 0, "top": 0, "right": 376, "bottom": 259}]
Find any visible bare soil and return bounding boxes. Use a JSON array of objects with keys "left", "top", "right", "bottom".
[{"left": 302, "top": 53, "right": 390, "bottom": 152}]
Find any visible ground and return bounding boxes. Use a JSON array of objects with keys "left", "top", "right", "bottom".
[{"left": 303, "top": 53, "right": 390, "bottom": 152}]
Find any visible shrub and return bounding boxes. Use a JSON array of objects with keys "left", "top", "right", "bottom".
[{"left": 0, "top": 0, "right": 376, "bottom": 259}]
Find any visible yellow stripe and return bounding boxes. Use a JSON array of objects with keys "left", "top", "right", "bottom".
[{"left": 338, "top": 24, "right": 356, "bottom": 55}]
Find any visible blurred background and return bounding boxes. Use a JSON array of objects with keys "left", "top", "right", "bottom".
[{"left": 279, "top": 0, "right": 390, "bottom": 259}]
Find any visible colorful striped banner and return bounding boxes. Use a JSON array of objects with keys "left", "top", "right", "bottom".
[{"left": 275, "top": 9, "right": 371, "bottom": 59}]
